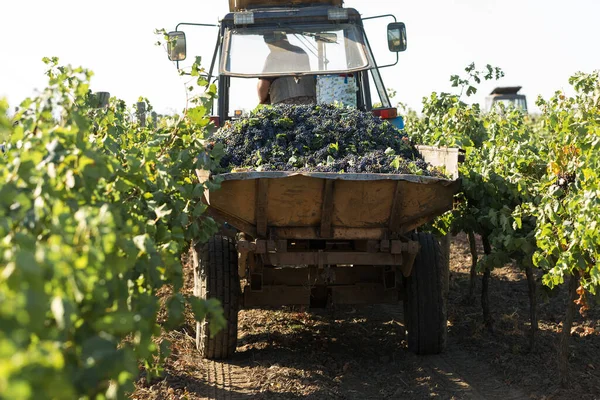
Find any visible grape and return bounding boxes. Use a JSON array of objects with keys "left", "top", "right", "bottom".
[{"left": 212, "top": 104, "right": 443, "bottom": 177}]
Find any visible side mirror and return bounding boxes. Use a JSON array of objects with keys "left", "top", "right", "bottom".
[
  {"left": 167, "top": 31, "right": 187, "bottom": 61},
  {"left": 387, "top": 22, "right": 407, "bottom": 52}
]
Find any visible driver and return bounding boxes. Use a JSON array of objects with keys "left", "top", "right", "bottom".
[{"left": 257, "top": 32, "right": 316, "bottom": 105}]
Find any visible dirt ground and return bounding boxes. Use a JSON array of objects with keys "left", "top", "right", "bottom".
[{"left": 132, "top": 233, "right": 600, "bottom": 400}]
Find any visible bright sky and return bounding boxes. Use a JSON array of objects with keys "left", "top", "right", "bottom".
[{"left": 1, "top": 0, "right": 598, "bottom": 115}]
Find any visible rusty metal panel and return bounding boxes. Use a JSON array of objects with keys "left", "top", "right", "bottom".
[
  {"left": 331, "top": 179, "right": 396, "bottom": 228},
  {"left": 198, "top": 166, "right": 459, "bottom": 239},
  {"left": 206, "top": 177, "right": 257, "bottom": 225},
  {"left": 265, "top": 174, "right": 323, "bottom": 227},
  {"left": 256, "top": 179, "right": 268, "bottom": 237},
  {"left": 206, "top": 205, "right": 257, "bottom": 238},
  {"left": 393, "top": 180, "right": 459, "bottom": 233},
  {"left": 320, "top": 180, "right": 335, "bottom": 238},
  {"left": 388, "top": 181, "right": 404, "bottom": 235}
]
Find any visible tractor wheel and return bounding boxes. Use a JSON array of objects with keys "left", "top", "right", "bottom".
[
  {"left": 193, "top": 235, "right": 240, "bottom": 359},
  {"left": 403, "top": 232, "right": 447, "bottom": 355}
]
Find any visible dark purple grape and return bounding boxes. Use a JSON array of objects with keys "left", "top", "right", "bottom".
[{"left": 211, "top": 104, "right": 440, "bottom": 176}]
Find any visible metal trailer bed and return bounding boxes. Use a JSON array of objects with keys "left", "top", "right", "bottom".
[{"left": 194, "top": 146, "right": 462, "bottom": 358}]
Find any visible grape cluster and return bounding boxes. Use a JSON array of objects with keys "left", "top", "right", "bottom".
[
  {"left": 213, "top": 104, "right": 442, "bottom": 176},
  {"left": 556, "top": 172, "right": 576, "bottom": 189}
]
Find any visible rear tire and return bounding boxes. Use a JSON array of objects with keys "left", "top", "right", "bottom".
[
  {"left": 404, "top": 232, "right": 447, "bottom": 355},
  {"left": 193, "top": 235, "right": 240, "bottom": 359}
]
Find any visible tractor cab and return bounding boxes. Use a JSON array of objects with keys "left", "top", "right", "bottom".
[
  {"left": 167, "top": 1, "right": 407, "bottom": 127},
  {"left": 485, "top": 86, "right": 528, "bottom": 114}
]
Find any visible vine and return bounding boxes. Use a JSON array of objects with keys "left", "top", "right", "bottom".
[
  {"left": 0, "top": 57, "right": 223, "bottom": 399},
  {"left": 407, "top": 64, "right": 600, "bottom": 383}
]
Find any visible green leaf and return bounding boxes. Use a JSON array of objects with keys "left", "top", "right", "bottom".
[
  {"left": 193, "top": 201, "right": 207, "bottom": 217},
  {"left": 188, "top": 106, "right": 208, "bottom": 125},
  {"left": 165, "top": 294, "right": 185, "bottom": 329}
]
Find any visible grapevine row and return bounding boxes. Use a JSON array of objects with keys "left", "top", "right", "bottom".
[
  {"left": 0, "top": 58, "right": 223, "bottom": 399},
  {"left": 405, "top": 64, "right": 600, "bottom": 384}
]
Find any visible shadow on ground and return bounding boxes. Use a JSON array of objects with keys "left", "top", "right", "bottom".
[{"left": 132, "top": 234, "right": 600, "bottom": 399}]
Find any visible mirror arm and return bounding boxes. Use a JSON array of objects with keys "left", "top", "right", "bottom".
[
  {"left": 361, "top": 27, "right": 392, "bottom": 108},
  {"left": 170, "top": 22, "right": 219, "bottom": 74},
  {"left": 362, "top": 14, "right": 397, "bottom": 22},
  {"left": 175, "top": 22, "right": 218, "bottom": 30},
  {"left": 375, "top": 52, "right": 399, "bottom": 69}
]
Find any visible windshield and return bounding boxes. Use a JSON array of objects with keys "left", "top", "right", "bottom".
[
  {"left": 220, "top": 24, "right": 372, "bottom": 77},
  {"left": 490, "top": 98, "right": 528, "bottom": 113}
]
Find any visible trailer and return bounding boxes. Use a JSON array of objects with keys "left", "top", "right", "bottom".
[{"left": 192, "top": 147, "right": 461, "bottom": 359}]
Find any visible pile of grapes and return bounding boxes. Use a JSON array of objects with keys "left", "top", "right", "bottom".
[{"left": 213, "top": 104, "right": 440, "bottom": 176}]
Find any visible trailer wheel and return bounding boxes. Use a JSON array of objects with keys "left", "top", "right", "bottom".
[
  {"left": 403, "top": 232, "right": 447, "bottom": 355},
  {"left": 193, "top": 235, "right": 240, "bottom": 359}
]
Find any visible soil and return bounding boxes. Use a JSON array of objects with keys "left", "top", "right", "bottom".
[{"left": 132, "top": 233, "right": 600, "bottom": 400}]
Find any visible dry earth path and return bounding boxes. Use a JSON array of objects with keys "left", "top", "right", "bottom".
[
  {"left": 133, "top": 234, "right": 600, "bottom": 399},
  {"left": 135, "top": 304, "right": 530, "bottom": 399}
]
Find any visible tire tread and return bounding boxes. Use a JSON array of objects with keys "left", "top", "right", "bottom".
[
  {"left": 193, "top": 235, "right": 240, "bottom": 359},
  {"left": 404, "top": 232, "right": 447, "bottom": 355}
]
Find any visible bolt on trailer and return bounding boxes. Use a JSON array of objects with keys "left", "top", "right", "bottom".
[{"left": 166, "top": 0, "right": 460, "bottom": 360}]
